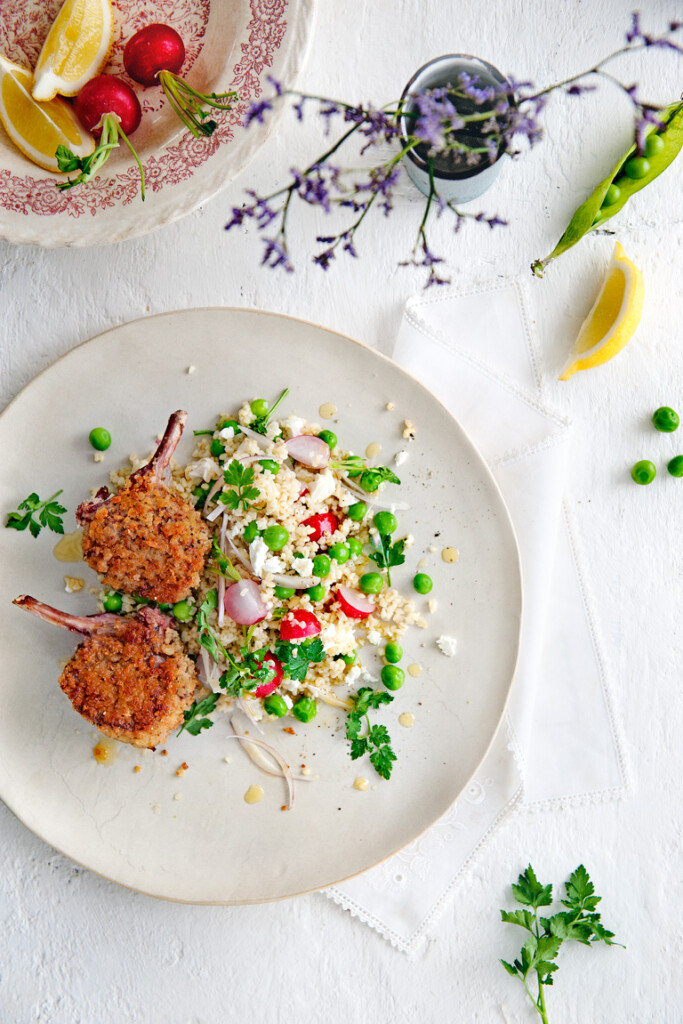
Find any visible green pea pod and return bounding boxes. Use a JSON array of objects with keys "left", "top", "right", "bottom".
[{"left": 532, "top": 101, "right": 683, "bottom": 277}]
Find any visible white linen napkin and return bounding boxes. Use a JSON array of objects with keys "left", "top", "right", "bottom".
[{"left": 324, "top": 281, "right": 628, "bottom": 954}]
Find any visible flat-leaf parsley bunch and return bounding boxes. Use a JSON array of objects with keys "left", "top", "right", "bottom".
[{"left": 226, "top": 13, "right": 683, "bottom": 288}]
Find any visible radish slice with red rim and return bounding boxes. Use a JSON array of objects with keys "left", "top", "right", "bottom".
[
  {"left": 336, "top": 585, "right": 376, "bottom": 619},
  {"left": 285, "top": 435, "right": 330, "bottom": 468}
]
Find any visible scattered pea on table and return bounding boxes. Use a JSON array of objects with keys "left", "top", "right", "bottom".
[
  {"left": 373, "top": 511, "right": 397, "bottom": 535},
  {"left": 667, "top": 456, "right": 683, "bottom": 478},
  {"left": 264, "top": 693, "right": 288, "bottom": 717},
  {"left": 89, "top": 427, "right": 111, "bottom": 451},
  {"left": 381, "top": 665, "right": 405, "bottom": 691},
  {"left": 413, "top": 572, "right": 433, "bottom": 594},
  {"left": 652, "top": 406, "right": 679, "bottom": 433},
  {"left": 631, "top": 460, "right": 656, "bottom": 485},
  {"left": 384, "top": 641, "right": 403, "bottom": 664},
  {"left": 293, "top": 696, "right": 317, "bottom": 722}
]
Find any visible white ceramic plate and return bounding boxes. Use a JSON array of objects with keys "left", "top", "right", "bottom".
[
  {"left": 0, "top": 0, "right": 314, "bottom": 247},
  {"left": 0, "top": 308, "right": 521, "bottom": 902}
]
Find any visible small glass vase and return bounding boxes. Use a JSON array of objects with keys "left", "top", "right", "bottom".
[{"left": 399, "top": 53, "right": 511, "bottom": 204}]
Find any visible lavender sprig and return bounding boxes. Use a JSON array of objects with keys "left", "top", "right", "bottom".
[{"left": 226, "top": 15, "right": 683, "bottom": 288}]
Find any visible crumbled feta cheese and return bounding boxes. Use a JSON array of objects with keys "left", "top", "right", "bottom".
[
  {"left": 249, "top": 537, "right": 284, "bottom": 577},
  {"left": 402, "top": 419, "right": 416, "bottom": 440},
  {"left": 394, "top": 450, "right": 409, "bottom": 466},
  {"left": 336, "top": 487, "right": 357, "bottom": 507},
  {"left": 186, "top": 365, "right": 195, "bottom": 374},
  {"left": 282, "top": 694, "right": 294, "bottom": 709},
  {"left": 307, "top": 470, "right": 337, "bottom": 505},
  {"left": 404, "top": 534, "right": 415, "bottom": 548},
  {"left": 345, "top": 665, "right": 362, "bottom": 687},
  {"left": 428, "top": 599, "right": 438, "bottom": 614},
  {"left": 187, "top": 457, "right": 220, "bottom": 482},
  {"left": 218, "top": 426, "right": 235, "bottom": 441},
  {"left": 436, "top": 635, "right": 458, "bottom": 657},
  {"left": 366, "top": 628, "right": 383, "bottom": 645},
  {"left": 282, "top": 414, "right": 306, "bottom": 437},
  {"left": 359, "top": 665, "right": 379, "bottom": 684},
  {"left": 294, "top": 556, "right": 315, "bottom": 577}
]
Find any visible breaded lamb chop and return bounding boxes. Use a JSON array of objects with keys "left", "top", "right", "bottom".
[
  {"left": 14, "top": 596, "right": 198, "bottom": 748},
  {"left": 77, "top": 410, "right": 211, "bottom": 604}
]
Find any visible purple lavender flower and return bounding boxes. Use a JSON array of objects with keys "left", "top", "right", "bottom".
[
  {"left": 244, "top": 99, "right": 273, "bottom": 128},
  {"left": 266, "top": 75, "right": 283, "bottom": 96},
  {"left": 261, "top": 238, "right": 293, "bottom": 272},
  {"left": 458, "top": 71, "right": 496, "bottom": 105}
]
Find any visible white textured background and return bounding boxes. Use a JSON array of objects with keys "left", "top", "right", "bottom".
[{"left": 2, "top": 1, "right": 683, "bottom": 1021}]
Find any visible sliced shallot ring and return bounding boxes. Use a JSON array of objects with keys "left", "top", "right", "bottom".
[
  {"left": 224, "top": 531, "right": 253, "bottom": 574},
  {"left": 285, "top": 435, "right": 330, "bottom": 469},
  {"left": 270, "top": 573, "right": 318, "bottom": 590},
  {"left": 201, "top": 476, "right": 225, "bottom": 516},
  {"left": 238, "top": 425, "right": 274, "bottom": 448}
]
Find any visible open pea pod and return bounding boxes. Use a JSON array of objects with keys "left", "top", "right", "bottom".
[{"left": 532, "top": 101, "right": 683, "bottom": 276}]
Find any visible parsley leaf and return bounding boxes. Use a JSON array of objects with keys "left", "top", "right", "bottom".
[
  {"left": 247, "top": 387, "right": 289, "bottom": 435},
  {"left": 219, "top": 647, "right": 277, "bottom": 696},
  {"left": 345, "top": 687, "right": 396, "bottom": 780},
  {"left": 274, "top": 636, "right": 325, "bottom": 682},
  {"left": 501, "top": 864, "right": 623, "bottom": 1021},
  {"left": 5, "top": 489, "right": 67, "bottom": 539},
  {"left": 369, "top": 534, "right": 406, "bottom": 586},
  {"left": 177, "top": 692, "right": 219, "bottom": 736},
  {"left": 219, "top": 460, "right": 261, "bottom": 512}
]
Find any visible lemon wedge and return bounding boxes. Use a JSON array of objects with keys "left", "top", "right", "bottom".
[
  {"left": 559, "top": 242, "right": 645, "bottom": 381},
  {"left": 32, "top": 0, "right": 114, "bottom": 102},
  {"left": 0, "top": 55, "right": 94, "bottom": 172}
]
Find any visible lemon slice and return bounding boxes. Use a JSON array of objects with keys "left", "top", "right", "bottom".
[
  {"left": 559, "top": 242, "right": 644, "bottom": 381},
  {"left": 32, "top": 0, "right": 114, "bottom": 102},
  {"left": 0, "top": 54, "right": 94, "bottom": 172}
]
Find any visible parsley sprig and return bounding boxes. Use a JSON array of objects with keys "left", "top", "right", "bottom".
[
  {"left": 274, "top": 636, "right": 325, "bottom": 681},
  {"left": 330, "top": 455, "right": 401, "bottom": 494},
  {"left": 177, "top": 692, "right": 219, "bottom": 736},
  {"left": 219, "top": 460, "right": 261, "bottom": 512},
  {"left": 5, "top": 489, "right": 67, "bottom": 538},
  {"left": 501, "top": 864, "right": 622, "bottom": 1023},
  {"left": 220, "top": 647, "right": 277, "bottom": 696},
  {"left": 208, "top": 537, "right": 241, "bottom": 582},
  {"left": 369, "top": 533, "right": 406, "bottom": 586},
  {"left": 345, "top": 687, "right": 396, "bottom": 779}
]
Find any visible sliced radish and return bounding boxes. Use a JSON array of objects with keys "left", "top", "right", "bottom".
[
  {"left": 280, "top": 609, "right": 322, "bottom": 641},
  {"left": 254, "top": 652, "right": 283, "bottom": 698},
  {"left": 223, "top": 579, "right": 268, "bottom": 625},
  {"left": 336, "top": 585, "right": 376, "bottom": 619},
  {"left": 285, "top": 435, "right": 330, "bottom": 468},
  {"left": 302, "top": 511, "right": 338, "bottom": 542}
]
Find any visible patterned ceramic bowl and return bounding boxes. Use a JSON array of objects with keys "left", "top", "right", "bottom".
[{"left": 0, "top": 0, "right": 314, "bottom": 247}]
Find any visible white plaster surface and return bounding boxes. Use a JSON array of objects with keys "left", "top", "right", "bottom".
[{"left": 2, "top": 0, "right": 683, "bottom": 1020}]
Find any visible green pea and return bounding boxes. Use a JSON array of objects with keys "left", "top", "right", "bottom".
[
  {"left": 250, "top": 399, "right": 269, "bottom": 418},
  {"left": 602, "top": 183, "right": 621, "bottom": 207},
  {"left": 631, "top": 460, "right": 656, "bottom": 485},
  {"left": 89, "top": 427, "right": 111, "bottom": 451},
  {"left": 338, "top": 651, "right": 356, "bottom": 665},
  {"left": 413, "top": 573, "right": 433, "bottom": 595},
  {"left": 384, "top": 641, "right": 403, "bottom": 664},
  {"left": 264, "top": 693, "right": 288, "bottom": 717},
  {"left": 263, "top": 525, "right": 289, "bottom": 552},
  {"left": 318, "top": 429, "right": 337, "bottom": 449},
  {"left": 347, "top": 502, "right": 367, "bottom": 522},
  {"left": 172, "top": 600, "right": 194, "bottom": 622},
  {"left": 312, "top": 554, "right": 331, "bottom": 578},
  {"left": 292, "top": 696, "right": 317, "bottom": 723},
  {"left": 210, "top": 438, "right": 225, "bottom": 457},
  {"left": 102, "top": 592, "right": 122, "bottom": 613},
  {"left": 347, "top": 536, "right": 363, "bottom": 559},
  {"left": 218, "top": 418, "right": 241, "bottom": 435},
  {"left": 259, "top": 459, "right": 280, "bottom": 475},
  {"left": 307, "top": 584, "right": 327, "bottom": 602},
  {"left": 381, "top": 665, "right": 405, "bottom": 691},
  {"left": 328, "top": 542, "right": 350, "bottom": 564},
  {"left": 652, "top": 406, "right": 679, "bottom": 433},
  {"left": 158, "top": 603, "right": 173, "bottom": 612},
  {"left": 243, "top": 521, "right": 259, "bottom": 544},
  {"left": 667, "top": 455, "right": 683, "bottom": 477},
  {"left": 373, "top": 511, "right": 397, "bottom": 535},
  {"left": 623, "top": 156, "right": 650, "bottom": 179},
  {"left": 274, "top": 585, "right": 296, "bottom": 600},
  {"left": 645, "top": 133, "right": 665, "bottom": 158},
  {"left": 359, "top": 572, "right": 384, "bottom": 595}
]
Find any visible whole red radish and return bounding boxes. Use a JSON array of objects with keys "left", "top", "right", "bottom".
[
  {"left": 75, "top": 75, "right": 142, "bottom": 135},
  {"left": 56, "top": 76, "right": 145, "bottom": 198},
  {"left": 123, "top": 24, "right": 185, "bottom": 87},
  {"left": 123, "top": 23, "right": 237, "bottom": 138},
  {"left": 254, "top": 653, "right": 284, "bottom": 698}
]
